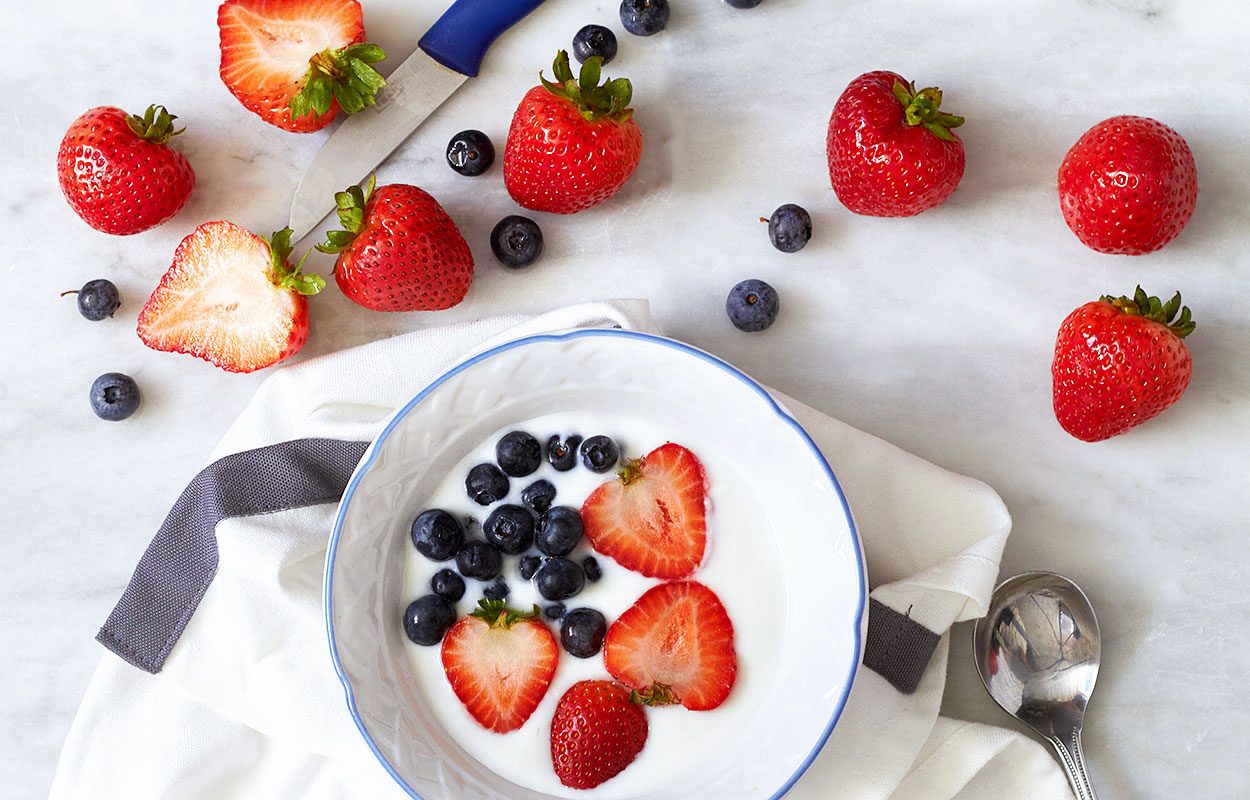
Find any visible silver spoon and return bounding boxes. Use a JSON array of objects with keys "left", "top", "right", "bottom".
[{"left": 973, "top": 571, "right": 1101, "bottom": 800}]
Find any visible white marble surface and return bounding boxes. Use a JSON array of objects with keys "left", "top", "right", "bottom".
[{"left": 4, "top": 0, "right": 1250, "bottom": 796}]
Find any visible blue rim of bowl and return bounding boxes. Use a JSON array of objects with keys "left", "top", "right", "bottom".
[{"left": 325, "top": 328, "right": 866, "bottom": 800}]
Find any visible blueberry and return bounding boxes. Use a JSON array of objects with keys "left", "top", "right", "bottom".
[
  {"left": 465, "top": 463, "right": 509, "bottom": 505},
  {"left": 560, "top": 608, "right": 608, "bottom": 658},
  {"left": 725, "top": 0, "right": 763, "bottom": 7},
  {"left": 582, "top": 556, "right": 602, "bottom": 582},
  {"left": 620, "top": 0, "right": 669, "bottom": 35},
  {"left": 483, "top": 504, "right": 535, "bottom": 555},
  {"left": 521, "top": 479, "right": 556, "bottom": 514},
  {"left": 483, "top": 578, "right": 510, "bottom": 601},
  {"left": 456, "top": 540, "right": 503, "bottom": 581},
  {"left": 767, "top": 204, "right": 812, "bottom": 253},
  {"left": 403, "top": 594, "right": 457, "bottom": 646},
  {"left": 496, "top": 431, "right": 542, "bottom": 477},
  {"left": 490, "top": 216, "right": 543, "bottom": 269},
  {"left": 580, "top": 435, "right": 620, "bottom": 473},
  {"left": 410, "top": 509, "right": 464, "bottom": 561},
  {"left": 534, "top": 557, "right": 585, "bottom": 601},
  {"left": 572, "top": 24, "right": 618, "bottom": 64},
  {"left": 519, "top": 554, "right": 542, "bottom": 581},
  {"left": 446, "top": 129, "right": 495, "bottom": 176},
  {"left": 66, "top": 279, "right": 120, "bottom": 321},
  {"left": 726, "top": 279, "right": 780, "bottom": 332},
  {"left": 544, "top": 602, "right": 567, "bottom": 620},
  {"left": 430, "top": 569, "right": 466, "bottom": 602},
  {"left": 89, "top": 372, "right": 140, "bottom": 421},
  {"left": 537, "top": 506, "right": 584, "bottom": 557},
  {"left": 546, "top": 434, "right": 583, "bottom": 471}
]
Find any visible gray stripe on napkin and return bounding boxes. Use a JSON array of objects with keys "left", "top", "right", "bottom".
[
  {"left": 863, "top": 598, "right": 942, "bottom": 694},
  {"left": 99, "top": 438, "right": 940, "bottom": 692},
  {"left": 96, "top": 438, "right": 369, "bottom": 674}
]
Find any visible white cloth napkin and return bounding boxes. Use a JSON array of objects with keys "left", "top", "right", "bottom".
[{"left": 50, "top": 300, "right": 1072, "bottom": 800}]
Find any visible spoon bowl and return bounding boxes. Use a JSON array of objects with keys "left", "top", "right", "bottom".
[{"left": 974, "top": 571, "right": 1101, "bottom": 800}]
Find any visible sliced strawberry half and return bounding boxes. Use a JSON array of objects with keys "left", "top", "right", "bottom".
[
  {"left": 218, "top": 0, "right": 385, "bottom": 132},
  {"left": 137, "top": 222, "right": 324, "bottom": 373},
  {"left": 441, "top": 599, "right": 559, "bottom": 734},
  {"left": 581, "top": 443, "right": 708, "bottom": 579},
  {"left": 604, "top": 581, "right": 737, "bottom": 711}
]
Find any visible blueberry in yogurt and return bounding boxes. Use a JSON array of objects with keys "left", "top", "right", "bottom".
[
  {"left": 496, "top": 431, "right": 542, "bottom": 477},
  {"left": 582, "top": 555, "right": 602, "bottom": 582},
  {"left": 411, "top": 509, "right": 464, "bottom": 561},
  {"left": 465, "top": 463, "right": 509, "bottom": 505},
  {"left": 560, "top": 608, "right": 607, "bottom": 658},
  {"left": 535, "top": 557, "right": 585, "bottom": 601},
  {"left": 521, "top": 479, "right": 556, "bottom": 513},
  {"left": 518, "top": 555, "right": 542, "bottom": 581},
  {"left": 546, "top": 434, "right": 583, "bottom": 471},
  {"left": 544, "top": 602, "right": 567, "bottom": 620},
  {"left": 580, "top": 435, "right": 620, "bottom": 473},
  {"left": 483, "top": 579, "right": 510, "bottom": 601},
  {"left": 404, "top": 594, "right": 457, "bottom": 646},
  {"left": 456, "top": 540, "right": 504, "bottom": 581},
  {"left": 536, "top": 507, "right": 583, "bottom": 557},
  {"left": 483, "top": 504, "right": 535, "bottom": 555},
  {"left": 430, "top": 568, "right": 466, "bottom": 602}
]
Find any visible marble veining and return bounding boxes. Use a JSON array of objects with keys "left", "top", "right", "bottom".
[{"left": 3, "top": 0, "right": 1250, "bottom": 797}]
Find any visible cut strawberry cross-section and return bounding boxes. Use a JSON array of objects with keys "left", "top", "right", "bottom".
[
  {"left": 441, "top": 599, "right": 558, "bottom": 733},
  {"left": 580, "top": 443, "right": 708, "bottom": 579},
  {"left": 604, "top": 581, "right": 737, "bottom": 711}
]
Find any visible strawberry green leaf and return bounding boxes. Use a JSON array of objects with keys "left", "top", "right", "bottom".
[
  {"left": 124, "top": 105, "right": 184, "bottom": 144},
  {"left": 894, "top": 79, "right": 964, "bottom": 142},
  {"left": 290, "top": 43, "right": 388, "bottom": 119},
  {"left": 469, "top": 598, "right": 542, "bottom": 629},
  {"left": 316, "top": 175, "right": 377, "bottom": 254},
  {"left": 1101, "top": 286, "right": 1197, "bottom": 338},
  {"left": 537, "top": 50, "right": 635, "bottom": 123},
  {"left": 266, "top": 228, "right": 325, "bottom": 296}
]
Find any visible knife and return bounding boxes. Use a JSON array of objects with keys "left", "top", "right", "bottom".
[{"left": 287, "top": 0, "right": 547, "bottom": 241}]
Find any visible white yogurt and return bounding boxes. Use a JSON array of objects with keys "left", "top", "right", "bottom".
[{"left": 401, "top": 412, "right": 786, "bottom": 798}]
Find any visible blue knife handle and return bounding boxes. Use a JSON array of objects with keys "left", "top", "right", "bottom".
[{"left": 419, "top": 0, "right": 546, "bottom": 78}]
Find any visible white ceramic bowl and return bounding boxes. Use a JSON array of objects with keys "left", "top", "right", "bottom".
[{"left": 326, "top": 329, "right": 866, "bottom": 800}]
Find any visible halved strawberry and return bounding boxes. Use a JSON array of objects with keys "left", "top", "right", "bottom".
[
  {"left": 581, "top": 443, "right": 708, "bottom": 579},
  {"left": 218, "top": 0, "right": 385, "bottom": 133},
  {"left": 137, "top": 222, "right": 324, "bottom": 373},
  {"left": 604, "top": 581, "right": 737, "bottom": 711},
  {"left": 441, "top": 599, "right": 558, "bottom": 733},
  {"left": 551, "top": 680, "right": 648, "bottom": 790}
]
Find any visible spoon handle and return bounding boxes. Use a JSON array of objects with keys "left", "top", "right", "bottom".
[{"left": 1048, "top": 729, "right": 1097, "bottom": 800}]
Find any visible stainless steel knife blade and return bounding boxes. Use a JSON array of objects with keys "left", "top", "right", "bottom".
[{"left": 287, "top": 50, "right": 467, "bottom": 241}]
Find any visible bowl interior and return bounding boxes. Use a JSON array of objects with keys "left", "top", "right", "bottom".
[{"left": 327, "top": 330, "right": 865, "bottom": 800}]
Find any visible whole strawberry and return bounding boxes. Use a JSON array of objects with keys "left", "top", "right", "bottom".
[
  {"left": 1052, "top": 287, "right": 1196, "bottom": 442},
  {"left": 218, "top": 0, "right": 386, "bottom": 133},
  {"left": 139, "top": 223, "right": 324, "bottom": 373},
  {"left": 1058, "top": 116, "right": 1198, "bottom": 255},
  {"left": 504, "top": 51, "right": 642, "bottom": 214},
  {"left": 550, "top": 680, "right": 648, "bottom": 790},
  {"left": 57, "top": 105, "right": 194, "bottom": 235},
  {"left": 826, "top": 71, "right": 965, "bottom": 217},
  {"left": 317, "top": 176, "right": 473, "bottom": 312}
]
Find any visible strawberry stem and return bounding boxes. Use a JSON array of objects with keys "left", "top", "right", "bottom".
[
  {"left": 290, "top": 42, "right": 387, "bottom": 119},
  {"left": 540, "top": 50, "right": 634, "bottom": 123},
  {"left": 470, "top": 598, "right": 542, "bottom": 629},
  {"left": 124, "top": 105, "right": 184, "bottom": 144},
  {"left": 617, "top": 458, "right": 644, "bottom": 486},
  {"left": 266, "top": 228, "right": 325, "bottom": 296},
  {"left": 1101, "top": 286, "right": 1196, "bottom": 338},
  {"left": 315, "top": 174, "right": 376, "bottom": 255},
  {"left": 891, "top": 80, "right": 963, "bottom": 142},
  {"left": 630, "top": 683, "right": 680, "bottom": 707}
]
